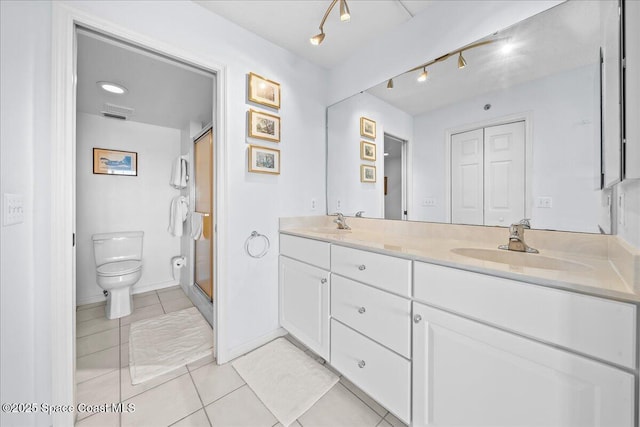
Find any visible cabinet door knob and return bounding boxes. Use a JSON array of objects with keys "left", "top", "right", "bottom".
[
  {"left": 413, "top": 314, "right": 422, "bottom": 324},
  {"left": 358, "top": 360, "right": 366, "bottom": 368},
  {"left": 320, "top": 278, "right": 327, "bottom": 284},
  {"left": 358, "top": 264, "right": 366, "bottom": 271},
  {"left": 358, "top": 307, "right": 366, "bottom": 314}
]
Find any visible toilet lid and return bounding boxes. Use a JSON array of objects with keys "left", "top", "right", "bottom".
[{"left": 97, "top": 260, "right": 142, "bottom": 276}]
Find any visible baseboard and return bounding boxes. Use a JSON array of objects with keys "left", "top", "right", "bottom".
[
  {"left": 76, "top": 279, "right": 179, "bottom": 307},
  {"left": 222, "top": 328, "right": 288, "bottom": 363},
  {"left": 133, "top": 279, "right": 179, "bottom": 295}
]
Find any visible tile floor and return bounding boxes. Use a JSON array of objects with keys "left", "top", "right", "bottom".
[{"left": 75, "top": 286, "right": 406, "bottom": 427}]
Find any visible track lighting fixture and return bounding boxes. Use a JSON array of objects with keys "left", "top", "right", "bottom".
[
  {"left": 417, "top": 67, "right": 428, "bottom": 82},
  {"left": 339, "top": 0, "right": 351, "bottom": 22},
  {"left": 387, "top": 79, "right": 394, "bottom": 89},
  {"left": 310, "top": 0, "right": 351, "bottom": 46},
  {"left": 457, "top": 51, "right": 467, "bottom": 69}
]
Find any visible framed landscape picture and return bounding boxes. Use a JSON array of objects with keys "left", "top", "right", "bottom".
[
  {"left": 360, "top": 164, "right": 376, "bottom": 183},
  {"left": 360, "top": 140, "right": 376, "bottom": 161},
  {"left": 93, "top": 148, "right": 137, "bottom": 176},
  {"left": 360, "top": 117, "right": 376, "bottom": 139},
  {"left": 248, "top": 72, "right": 281, "bottom": 109},
  {"left": 249, "top": 109, "right": 281, "bottom": 142},
  {"left": 249, "top": 145, "right": 280, "bottom": 175}
]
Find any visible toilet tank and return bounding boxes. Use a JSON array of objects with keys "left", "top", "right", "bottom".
[{"left": 92, "top": 231, "right": 144, "bottom": 266}]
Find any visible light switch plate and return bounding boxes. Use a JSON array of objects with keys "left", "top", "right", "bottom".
[{"left": 3, "top": 193, "right": 25, "bottom": 226}]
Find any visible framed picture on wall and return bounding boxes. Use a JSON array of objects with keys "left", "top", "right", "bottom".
[
  {"left": 360, "top": 164, "right": 376, "bottom": 183},
  {"left": 249, "top": 145, "right": 280, "bottom": 175},
  {"left": 248, "top": 72, "right": 281, "bottom": 109},
  {"left": 360, "top": 117, "right": 376, "bottom": 139},
  {"left": 360, "top": 140, "right": 376, "bottom": 161},
  {"left": 93, "top": 148, "right": 138, "bottom": 176},
  {"left": 249, "top": 109, "right": 281, "bottom": 142}
]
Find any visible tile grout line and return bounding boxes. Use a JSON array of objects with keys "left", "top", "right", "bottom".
[
  {"left": 76, "top": 342, "right": 121, "bottom": 361},
  {"left": 119, "top": 317, "right": 123, "bottom": 427},
  {"left": 186, "top": 369, "right": 213, "bottom": 427}
]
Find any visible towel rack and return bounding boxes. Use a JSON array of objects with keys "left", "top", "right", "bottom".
[{"left": 245, "top": 231, "right": 270, "bottom": 258}]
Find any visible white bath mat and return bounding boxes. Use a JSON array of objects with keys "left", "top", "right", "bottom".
[
  {"left": 129, "top": 307, "right": 212, "bottom": 385},
  {"left": 232, "top": 338, "right": 338, "bottom": 427}
]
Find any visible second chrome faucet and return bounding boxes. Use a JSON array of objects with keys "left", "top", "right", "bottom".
[{"left": 498, "top": 219, "right": 539, "bottom": 253}]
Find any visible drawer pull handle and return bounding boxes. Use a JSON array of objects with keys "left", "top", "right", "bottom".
[
  {"left": 414, "top": 314, "right": 422, "bottom": 324},
  {"left": 358, "top": 264, "right": 366, "bottom": 271},
  {"left": 358, "top": 307, "right": 366, "bottom": 314},
  {"left": 358, "top": 360, "right": 366, "bottom": 368},
  {"left": 320, "top": 278, "right": 327, "bottom": 284}
]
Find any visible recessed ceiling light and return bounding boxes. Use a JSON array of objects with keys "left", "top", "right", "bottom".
[
  {"left": 98, "top": 81, "right": 128, "bottom": 95},
  {"left": 500, "top": 42, "right": 514, "bottom": 55},
  {"left": 384, "top": 152, "right": 390, "bottom": 156}
]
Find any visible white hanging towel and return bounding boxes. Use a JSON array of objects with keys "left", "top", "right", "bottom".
[
  {"left": 168, "top": 196, "right": 189, "bottom": 237},
  {"left": 170, "top": 156, "right": 188, "bottom": 189},
  {"left": 191, "top": 212, "right": 204, "bottom": 240}
]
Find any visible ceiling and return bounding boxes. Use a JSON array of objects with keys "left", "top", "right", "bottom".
[
  {"left": 195, "top": 0, "right": 433, "bottom": 69},
  {"left": 76, "top": 30, "right": 213, "bottom": 130},
  {"left": 367, "top": 0, "right": 607, "bottom": 116}
]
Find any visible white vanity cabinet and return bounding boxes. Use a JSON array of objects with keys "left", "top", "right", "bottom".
[
  {"left": 412, "top": 302, "right": 635, "bottom": 427},
  {"left": 413, "top": 261, "right": 637, "bottom": 427},
  {"left": 329, "top": 246, "right": 412, "bottom": 423},
  {"left": 279, "top": 235, "right": 331, "bottom": 360}
]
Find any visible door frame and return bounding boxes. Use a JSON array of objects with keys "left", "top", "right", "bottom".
[
  {"left": 444, "top": 112, "right": 534, "bottom": 224},
  {"left": 51, "top": 4, "right": 228, "bottom": 424},
  {"left": 383, "top": 133, "right": 409, "bottom": 220}
]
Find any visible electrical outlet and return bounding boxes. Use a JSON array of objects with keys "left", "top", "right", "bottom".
[
  {"left": 536, "top": 197, "right": 553, "bottom": 208},
  {"left": 3, "top": 193, "right": 24, "bottom": 226},
  {"left": 618, "top": 193, "right": 625, "bottom": 226},
  {"left": 423, "top": 198, "right": 436, "bottom": 207},
  {"left": 311, "top": 198, "right": 317, "bottom": 211}
]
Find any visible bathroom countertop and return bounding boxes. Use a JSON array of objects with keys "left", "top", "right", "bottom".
[{"left": 280, "top": 227, "right": 640, "bottom": 304}]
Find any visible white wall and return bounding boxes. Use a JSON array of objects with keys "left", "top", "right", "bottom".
[
  {"left": 412, "top": 64, "right": 601, "bottom": 233},
  {"left": 327, "top": 92, "right": 413, "bottom": 218},
  {"left": 615, "top": 180, "right": 640, "bottom": 247},
  {"left": 76, "top": 113, "right": 182, "bottom": 304},
  {"left": 62, "top": 0, "right": 328, "bottom": 356},
  {"left": 0, "top": 1, "right": 52, "bottom": 426},
  {"left": 328, "top": 1, "right": 562, "bottom": 104}
]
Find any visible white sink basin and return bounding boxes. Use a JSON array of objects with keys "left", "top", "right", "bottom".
[{"left": 451, "top": 248, "right": 591, "bottom": 272}]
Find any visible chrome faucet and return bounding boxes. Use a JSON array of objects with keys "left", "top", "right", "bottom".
[
  {"left": 355, "top": 211, "right": 365, "bottom": 218},
  {"left": 332, "top": 212, "right": 351, "bottom": 230},
  {"left": 498, "top": 219, "right": 539, "bottom": 253}
]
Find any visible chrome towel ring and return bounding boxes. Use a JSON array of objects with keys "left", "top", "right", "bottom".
[{"left": 245, "top": 231, "right": 270, "bottom": 258}]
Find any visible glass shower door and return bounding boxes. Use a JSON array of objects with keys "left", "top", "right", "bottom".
[{"left": 194, "top": 128, "right": 213, "bottom": 301}]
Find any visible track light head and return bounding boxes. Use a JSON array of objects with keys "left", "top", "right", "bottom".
[
  {"left": 387, "top": 79, "right": 394, "bottom": 89},
  {"left": 340, "top": 0, "right": 351, "bottom": 22},
  {"left": 417, "top": 68, "right": 428, "bottom": 82},
  {"left": 458, "top": 52, "right": 467, "bottom": 69},
  {"left": 310, "top": 32, "right": 326, "bottom": 45}
]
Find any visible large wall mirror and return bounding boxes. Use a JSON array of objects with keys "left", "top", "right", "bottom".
[{"left": 327, "top": 0, "right": 624, "bottom": 234}]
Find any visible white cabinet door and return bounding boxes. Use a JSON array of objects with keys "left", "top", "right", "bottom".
[
  {"left": 412, "top": 302, "right": 635, "bottom": 427},
  {"left": 483, "top": 121, "right": 525, "bottom": 226},
  {"left": 451, "top": 128, "right": 484, "bottom": 225},
  {"left": 279, "top": 256, "right": 330, "bottom": 360}
]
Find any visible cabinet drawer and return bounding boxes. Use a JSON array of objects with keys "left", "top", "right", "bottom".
[
  {"left": 331, "top": 320, "right": 410, "bottom": 423},
  {"left": 331, "top": 275, "right": 411, "bottom": 358},
  {"left": 280, "top": 234, "right": 330, "bottom": 270},
  {"left": 414, "top": 261, "right": 637, "bottom": 369},
  {"left": 331, "top": 245, "right": 411, "bottom": 296}
]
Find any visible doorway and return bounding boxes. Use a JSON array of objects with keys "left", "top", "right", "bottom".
[
  {"left": 384, "top": 134, "right": 408, "bottom": 220},
  {"left": 450, "top": 121, "right": 526, "bottom": 226}
]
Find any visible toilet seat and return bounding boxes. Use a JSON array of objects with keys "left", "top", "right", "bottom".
[{"left": 97, "top": 260, "right": 142, "bottom": 277}]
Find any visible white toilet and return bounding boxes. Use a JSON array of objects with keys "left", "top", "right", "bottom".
[{"left": 92, "top": 231, "right": 144, "bottom": 319}]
